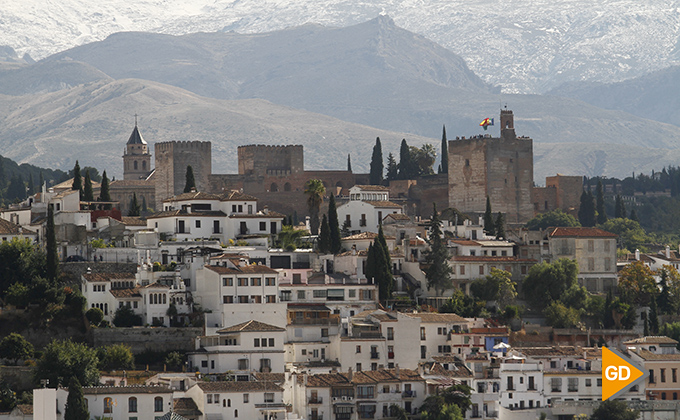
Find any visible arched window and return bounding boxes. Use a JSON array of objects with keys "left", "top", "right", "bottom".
[
  {"left": 270, "top": 183, "right": 279, "bottom": 192},
  {"left": 154, "top": 397, "right": 163, "bottom": 412},
  {"left": 142, "top": 161, "right": 146, "bottom": 170},
  {"left": 284, "top": 182, "right": 292, "bottom": 192},
  {"left": 104, "top": 397, "right": 113, "bottom": 413},
  {"left": 128, "top": 397, "right": 137, "bottom": 413},
  {"left": 227, "top": 399, "right": 231, "bottom": 407},
  {"left": 162, "top": 294, "right": 166, "bottom": 304},
  {"left": 223, "top": 399, "right": 226, "bottom": 407},
  {"left": 134, "top": 161, "right": 138, "bottom": 170},
  {"left": 234, "top": 409, "right": 238, "bottom": 418}
]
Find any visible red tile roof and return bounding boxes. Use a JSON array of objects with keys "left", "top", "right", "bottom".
[
  {"left": 217, "top": 320, "right": 285, "bottom": 333},
  {"left": 83, "top": 272, "right": 136, "bottom": 282},
  {"left": 549, "top": 227, "right": 617, "bottom": 238}
]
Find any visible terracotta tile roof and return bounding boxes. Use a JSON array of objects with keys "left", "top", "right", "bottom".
[
  {"left": 425, "top": 360, "right": 474, "bottom": 378},
  {"left": 109, "top": 287, "right": 142, "bottom": 298},
  {"left": 173, "top": 397, "right": 201, "bottom": 416},
  {"left": 52, "top": 178, "right": 101, "bottom": 191},
  {"left": 217, "top": 320, "right": 285, "bottom": 333},
  {"left": 142, "top": 281, "right": 170, "bottom": 289},
  {"left": 83, "top": 385, "right": 172, "bottom": 395},
  {"left": 0, "top": 218, "right": 27, "bottom": 234},
  {"left": 146, "top": 210, "right": 182, "bottom": 219},
  {"left": 352, "top": 368, "right": 423, "bottom": 384},
  {"left": 206, "top": 265, "right": 278, "bottom": 275},
  {"left": 548, "top": 227, "right": 618, "bottom": 238},
  {"left": 624, "top": 336, "right": 679, "bottom": 345},
  {"left": 304, "top": 372, "right": 352, "bottom": 387},
  {"left": 228, "top": 211, "right": 284, "bottom": 219},
  {"left": 15, "top": 404, "right": 32, "bottom": 415},
  {"left": 384, "top": 213, "right": 410, "bottom": 221},
  {"left": 634, "top": 349, "right": 680, "bottom": 361},
  {"left": 364, "top": 201, "right": 402, "bottom": 209},
  {"left": 450, "top": 239, "right": 481, "bottom": 246},
  {"left": 515, "top": 346, "right": 602, "bottom": 358},
  {"left": 252, "top": 372, "right": 286, "bottom": 384},
  {"left": 196, "top": 381, "right": 283, "bottom": 392},
  {"left": 163, "top": 191, "right": 223, "bottom": 202},
  {"left": 353, "top": 185, "right": 389, "bottom": 191},
  {"left": 83, "top": 272, "right": 136, "bottom": 282},
  {"left": 221, "top": 191, "right": 258, "bottom": 201},
  {"left": 405, "top": 313, "right": 467, "bottom": 323},
  {"left": 121, "top": 216, "right": 147, "bottom": 226}
]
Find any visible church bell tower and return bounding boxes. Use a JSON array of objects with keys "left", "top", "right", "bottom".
[{"left": 123, "top": 117, "right": 152, "bottom": 180}]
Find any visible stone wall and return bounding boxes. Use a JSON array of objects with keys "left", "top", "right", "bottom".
[
  {"left": 60, "top": 262, "right": 138, "bottom": 282},
  {"left": 91, "top": 327, "right": 202, "bottom": 353},
  {"left": 238, "top": 144, "right": 304, "bottom": 176},
  {"left": 0, "top": 366, "right": 35, "bottom": 390},
  {"left": 154, "top": 141, "right": 211, "bottom": 208}
]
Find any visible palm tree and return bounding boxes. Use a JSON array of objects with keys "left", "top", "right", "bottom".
[{"left": 304, "top": 179, "right": 326, "bottom": 235}]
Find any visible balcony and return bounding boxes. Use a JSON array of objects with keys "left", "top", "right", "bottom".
[
  {"left": 568, "top": 387, "right": 578, "bottom": 393},
  {"left": 309, "top": 397, "right": 323, "bottom": 404},
  {"left": 290, "top": 317, "right": 340, "bottom": 326},
  {"left": 388, "top": 352, "right": 394, "bottom": 359},
  {"left": 370, "top": 352, "right": 380, "bottom": 360},
  {"left": 402, "top": 390, "right": 417, "bottom": 398},
  {"left": 309, "top": 415, "right": 323, "bottom": 420},
  {"left": 332, "top": 396, "right": 354, "bottom": 403}
]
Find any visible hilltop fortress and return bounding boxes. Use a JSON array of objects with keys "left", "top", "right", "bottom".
[{"left": 111, "top": 109, "right": 581, "bottom": 222}]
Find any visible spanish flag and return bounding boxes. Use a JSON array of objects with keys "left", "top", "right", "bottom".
[{"left": 480, "top": 118, "right": 494, "bottom": 130}]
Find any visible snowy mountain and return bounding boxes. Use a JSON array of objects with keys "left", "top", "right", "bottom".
[{"left": 2, "top": 0, "right": 679, "bottom": 94}]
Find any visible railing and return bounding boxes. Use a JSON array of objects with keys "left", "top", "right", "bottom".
[
  {"left": 552, "top": 388, "right": 561, "bottom": 392},
  {"left": 402, "top": 390, "right": 417, "bottom": 398},
  {"left": 568, "top": 387, "right": 578, "bottom": 392},
  {"left": 507, "top": 386, "right": 515, "bottom": 391},
  {"left": 309, "top": 397, "right": 323, "bottom": 404},
  {"left": 175, "top": 228, "right": 190, "bottom": 234},
  {"left": 212, "top": 228, "right": 223, "bottom": 234},
  {"left": 388, "top": 352, "right": 394, "bottom": 359},
  {"left": 309, "top": 415, "right": 323, "bottom": 420},
  {"left": 370, "top": 352, "right": 380, "bottom": 359},
  {"left": 356, "top": 393, "right": 375, "bottom": 400},
  {"left": 289, "top": 318, "right": 340, "bottom": 326}
]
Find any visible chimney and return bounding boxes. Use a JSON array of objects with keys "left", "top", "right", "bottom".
[
  {"left": 395, "top": 363, "right": 400, "bottom": 378},
  {"left": 666, "top": 245, "right": 671, "bottom": 259},
  {"left": 263, "top": 205, "right": 269, "bottom": 215},
  {"left": 635, "top": 249, "right": 640, "bottom": 261},
  {"left": 351, "top": 245, "right": 357, "bottom": 256},
  {"left": 347, "top": 367, "right": 353, "bottom": 381}
]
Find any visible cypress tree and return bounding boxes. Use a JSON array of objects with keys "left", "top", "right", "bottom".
[
  {"left": 484, "top": 196, "right": 495, "bottom": 236},
  {"left": 603, "top": 290, "right": 614, "bottom": 329},
  {"left": 649, "top": 297, "right": 659, "bottom": 334},
  {"left": 0, "top": 156, "right": 5, "bottom": 188},
  {"left": 328, "top": 195, "right": 341, "bottom": 254},
  {"left": 141, "top": 196, "right": 148, "bottom": 213},
  {"left": 99, "top": 171, "right": 110, "bottom": 202},
  {"left": 71, "top": 160, "right": 82, "bottom": 193},
  {"left": 372, "top": 237, "right": 393, "bottom": 301},
  {"left": 578, "top": 190, "right": 596, "bottom": 227},
  {"left": 318, "top": 214, "right": 331, "bottom": 254},
  {"left": 82, "top": 171, "right": 93, "bottom": 202},
  {"left": 658, "top": 268, "right": 673, "bottom": 314},
  {"left": 27, "top": 173, "right": 34, "bottom": 196},
  {"left": 6, "top": 174, "right": 25, "bottom": 200},
  {"left": 184, "top": 165, "right": 196, "bottom": 193},
  {"left": 377, "top": 224, "right": 392, "bottom": 276},
  {"left": 424, "top": 203, "right": 453, "bottom": 296},
  {"left": 369, "top": 138, "right": 383, "bottom": 185},
  {"left": 614, "top": 195, "right": 626, "bottom": 219},
  {"left": 643, "top": 314, "right": 649, "bottom": 337},
  {"left": 64, "top": 377, "right": 89, "bottom": 420},
  {"left": 46, "top": 205, "right": 58, "bottom": 281},
  {"left": 495, "top": 212, "right": 505, "bottom": 240},
  {"left": 397, "top": 139, "right": 414, "bottom": 180},
  {"left": 629, "top": 208, "right": 639, "bottom": 222},
  {"left": 365, "top": 243, "right": 376, "bottom": 283},
  {"left": 439, "top": 125, "right": 448, "bottom": 174},
  {"left": 386, "top": 153, "right": 398, "bottom": 181},
  {"left": 128, "top": 193, "right": 141, "bottom": 217},
  {"left": 596, "top": 180, "right": 607, "bottom": 224},
  {"left": 347, "top": 154, "right": 352, "bottom": 172}
]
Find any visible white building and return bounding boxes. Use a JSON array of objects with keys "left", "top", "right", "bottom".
[
  {"left": 184, "top": 380, "right": 288, "bottom": 420},
  {"left": 336, "top": 186, "right": 403, "bottom": 234}
]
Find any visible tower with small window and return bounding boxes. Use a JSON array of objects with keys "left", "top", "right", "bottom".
[{"left": 123, "top": 118, "right": 152, "bottom": 180}]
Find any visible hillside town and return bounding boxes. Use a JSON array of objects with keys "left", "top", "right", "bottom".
[{"left": 1, "top": 109, "right": 679, "bottom": 420}]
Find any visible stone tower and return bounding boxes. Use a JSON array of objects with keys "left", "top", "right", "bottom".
[
  {"left": 122, "top": 122, "right": 152, "bottom": 180},
  {"left": 447, "top": 109, "right": 534, "bottom": 223},
  {"left": 154, "top": 141, "right": 212, "bottom": 208}
]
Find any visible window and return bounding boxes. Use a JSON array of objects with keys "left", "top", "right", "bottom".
[
  {"left": 251, "top": 278, "right": 261, "bottom": 286},
  {"left": 650, "top": 369, "right": 656, "bottom": 383},
  {"left": 604, "top": 240, "right": 611, "bottom": 252},
  {"left": 597, "top": 378, "right": 602, "bottom": 387},
  {"left": 356, "top": 345, "right": 362, "bottom": 353},
  {"left": 420, "top": 327, "right": 426, "bottom": 340},
  {"left": 568, "top": 378, "right": 578, "bottom": 392},
  {"left": 313, "top": 290, "right": 327, "bottom": 298},
  {"left": 356, "top": 363, "right": 362, "bottom": 372},
  {"left": 238, "top": 359, "right": 248, "bottom": 370},
  {"left": 349, "top": 289, "right": 356, "bottom": 298},
  {"left": 357, "top": 385, "right": 374, "bottom": 399},
  {"left": 223, "top": 296, "right": 233, "bottom": 304},
  {"left": 551, "top": 378, "right": 562, "bottom": 392},
  {"left": 154, "top": 397, "right": 163, "bottom": 412},
  {"left": 207, "top": 394, "right": 213, "bottom": 404},
  {"left": 260, "top": 222, "right": 266, "bottom": 231},
  {"left": 588, "top": 240, "right": 594, "bottom": 252},
  {"left": 243, "top": 394, "right": 249, "bottom": 403},
  {"left": 238, "top": 278, "right": 248, "bottom": 286},
  {"left": 604, "top": 258, "right": 611, "bottom": 271},
  {"left": 297, "top": 290, "right": 306, "bottom": 299},
  {"left": 662, "top": 368, "right": 667, "bottom": 383},
  {"left": 585, "top": 379, "right": 592, "bottom": 387},
  {"left": 195, "top": 220, "right": 201, "bottom": 228},
  {"left": 104, "top": 397, "right": 113, "bottom": 413},
  {"left": 479, "top": 265, "right": 484, "bottom": 275},
  {"left": 387, "top": 327, "right": 394, "bottom": 340},
  {"left": 129, "top": 397, "right": 137, "bottom": 413},
  {"left": 266, "top": 277, "right": 276, "bottom": 286},
  {"left": 673, "top": 368, "right": 677, "bottom": 382},
  {"left": 588, "top": 258, "right": 594, "bottom": 271},
  {"left": 254, "top": 338, "right": 260, "bottom": 347},
  {"left": 321, "top": 328, "right": 328, "bottom": 337},
  {"left": 269, "top": 338, "right": 275, "bottom": 347},
  {"left": 459, "top": 265, "right": 465, "bottom": 275}
]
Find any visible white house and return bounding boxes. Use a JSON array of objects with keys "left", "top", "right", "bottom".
[
  {"left": 185, "top": 380, "right": 288, "bottom": 420},
  {"left": 336, "top": 186, "right": 403, "bottom": 234}
]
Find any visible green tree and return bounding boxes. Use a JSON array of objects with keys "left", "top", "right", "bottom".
[
  {"left": 99, "top": 171, "right": 110, "bottom": 201},
  {"left": 495, "top": 212, "right": 505, "bottom": 239},
  {"left": 578, "top": 190, "right": 596, "bottom": 227},
  {"left": 82, "top": 171, "right": 93, "bottom": 202},
  {"left": 128, "top": 193, "right": 141, "bottom": 217},
  {"left": 389, "top": 404, "right": 408, "bottom": 420},
  {"left": 277, "top": 225, "right": 309, "bottom": 251},
  {"left": 386, "top": 153, "right": 398, "bottom": 180},
  {"left": 649, "top": 297, "right": 659, "bottom": 334},
  {"left": 657, "top": 265, "right": 680, "bottom": 314},
  {"left": 4, "top": 283, "right": 29, "bottom": 307},
  {"left": 328, "top": 195, "right": 341, "bottom": 254},
  {"left": 371, "top": 232, "right": 394, "bottom": 302},
  {"left": 165, "top": 351, "right": 184, "bottom": 370},
  {"left": 397, "top": 139, "right": 417, "bottom": 179},
  {"left": 85, "top": 308, "right": 104, "bottom": 327},
  {"left": 618, "top": 260, "right": 656, "bottom": 305},
  {"left": 442, "top": 384, "right": 472, "bottom": 415},
  {"left": 183, "top": 165, "right": 196, "bottom": 193},
  {"left": 596, "top": 180, "right": 608, "bottom": 224},
  {"left": 46, "top": 205, "right": 58, "bottom": 281},
  {"left": 629, "top": 207, "right": 639, "bottom": 222},
  {"left": 97, "top": 344, "right": 134, "bottom": 371},
  {"left": 318, "top": 214, "right": 331, "bottom": 254},
  {"left": 526, "top": 209, "right": 580, "bottom": 230},
  {"left": 304, "top": 179, "right": 325, "bottom": 235},
  {"left": 64, "top": 377, "right": 89, "bottom": 420},
  {"left": 439, "top": 125, "right": 448, "bottom": 174},
  {"left": 71, "top": 161, "right": 82, "bottom": 193},
  {"left": 615, "top": 194, "right": 626, "bottom": 219},
  {"left": 483, "top": 196, "right": 495, "bottom": 236},
  {"left": 6, "top": 174, "right": 25, "bottom": 201},
  {"left": 0, "top": 238, "right": 45, "bottom": 298},
  {"left": 0, "top": 333, "right": 34, "bottom": 365},
  {"left": 600, "top": 218, "right": 649, "bottom": 251},
  {"left": 590, "top": 399, "right": 639, "bottom": 420},
  {"left": 369, "top": 137, "right": 383, "bottom": 185},
  {"left": 27, "top": 172, "right": 34, "bottom": 196},
  {"left": 112, "top": 306, "right": 143, "bottom": 327},
  {"left": 365, "top": 243, "right": 376, "bottom": 283},
  {"left": 470, "top": 268, "right": 516, "bottom": 309},
  {"left": 522, "top": 259, "right": 578, "bottom": 308},
  {"left": 661, "top": 322, "right": 680, "bottom": 350},
  {"left": 440, "top": 289, "right": 485, "bottom": 317},
  {"left": 411, "top": 144, "right": 437, "bottom": 176},
  {"left": 35, "top": 339, "right": 99, "bottom": 387},
  {"left": 422, "top": 402, "right": 464, "bottom": 420},
  {"left": 560, "top": 284, "right": 590, "bottom": 311},
  {"left": 424, "top": 203, "right": 453, "bottom": 296},
  {"left": 545, "top": 301, "right": 581, "bottom": 328}
]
